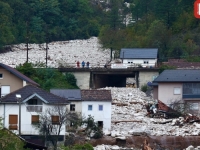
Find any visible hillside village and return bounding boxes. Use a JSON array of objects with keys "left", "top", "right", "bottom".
[
  {"left": 1, "top": 0, "right": 200, "bottom": 149},
  {"left": 0, "top": 37, "right": 200, "bottom": 150}
]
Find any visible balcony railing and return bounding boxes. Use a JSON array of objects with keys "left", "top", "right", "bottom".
[{"left": 26, "top": 105, "right": 43, "bottom": 112}]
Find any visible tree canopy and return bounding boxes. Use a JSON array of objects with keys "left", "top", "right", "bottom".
[
  {"left": 0, "top": 0, "right": 104, "bottom": 47},
  {"left": 0, "top": 0, "right": 200, "bottom": 62},
  {"left": 16, "top": 63, "right": 79, "bottom": 91}
]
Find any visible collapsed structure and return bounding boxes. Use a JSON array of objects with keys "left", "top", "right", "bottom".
[{"left": 101, "top": 87, "right": 200, "bottom": 137}]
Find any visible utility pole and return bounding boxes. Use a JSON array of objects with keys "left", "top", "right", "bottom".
[
  {"left": 26, "top": 21, "right": 29, "bottom": 63},
  {"left": 122, "top": 51, "right": 124, "bottom": 63},
  {"left": 110, "top": 47, "right": 113, "bottom": 61},
  {"left": 46, "top": 41, "right": 48, "bottom": 68},
  {"left": 16, "top": 94, "right": 21, "bottom": 136},
  {"left": 19, "top": 99, "right": 21, "bottom": 136},
  {"left": 45, "top": 24, "right": 49, "bottom": 68}
]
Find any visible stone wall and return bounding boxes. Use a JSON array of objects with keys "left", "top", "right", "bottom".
[
  {"left": 70, "top": 70, "right": 159, "bottom": 89},
  {"left": 72, "top": 72, "right": 90, "bottom": 89},
  {"left": 138, "top": 71, "right": 159, "bottom": 88}
]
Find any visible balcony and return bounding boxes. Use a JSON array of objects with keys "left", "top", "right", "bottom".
[{"left": 26, "top": 105, "right": 43, "bottom": 112}]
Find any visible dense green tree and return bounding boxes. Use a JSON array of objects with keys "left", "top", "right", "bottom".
[
  {"left": 16, "top": 63, "right": 79, "bottom": 91},
  {"left": 145, "top": 20, "right": 171, "bottom": 61},
  {"left": 0, "top": 1, "right": 15, "bottom": 48},
  {"left": 0, "top": 0, "right": 200, "bottom": 62}
]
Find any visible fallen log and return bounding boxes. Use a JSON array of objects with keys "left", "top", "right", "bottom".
[
  {"left": 129, "top": 101, "right": 143, "bottom": 105},
  {"left": 112, "top": 102, "right": 128, "bottom": 106}
]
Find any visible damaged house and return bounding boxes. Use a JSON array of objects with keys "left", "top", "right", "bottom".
[{"left": 152, "top": 69, "right": 200, "bottom": 116}]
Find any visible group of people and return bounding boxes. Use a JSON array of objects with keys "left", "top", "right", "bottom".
[{"left": 76, "top": 61, "right": 90, "bottom": 68}]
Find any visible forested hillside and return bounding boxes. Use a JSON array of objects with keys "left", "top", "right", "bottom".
[
  {"left": 0, "top": 0, "right": 104, "bottom": 46},
  {"left": 98, "top": 0, "right": 199, "bottom": 62},
  {"left": 0, "top": 0, "right": 199, "bottom": 62}
]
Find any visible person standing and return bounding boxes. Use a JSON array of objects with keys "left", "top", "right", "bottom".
[
  {"left": 76, "top": 61, "right": 80, "bottom": 68},
  {"left": 86, "top": 61, "right": 90, "bottom": 68},
  {"left": 82, "top": 61, "right": 85, "bottom": 68}
]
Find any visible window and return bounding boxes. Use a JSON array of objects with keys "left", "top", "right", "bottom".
[
  {"left": 51, "top": 116, "right": 59, "bottom": 124},
  {"left": 27, "top": 99, "right": 42, "bottom": 105},
  {"left": 70, "top": 104, "right": 75, "bottom": 111},
  {"left": 190, "top": 103, "right": 199, "bottom": 110},
  {"left": 0, "top": 73, "right": 3, "bottom": 79},
  {"left": 9, "top": 115, "right": 18, "bottom": 130},
  {"left": 98, "top": 121, "right": 103, "bottom": 128},
  {"left": 32, "top": 115, "right": 39, "bottom": 124},
  {"left": 174, "top": 87, "right": 181, "bottom": 95},
  {"left": 99, "top": 105, "right": 103, "bottom": 111},
  {"left": 88, "top": 105, "right": 92, "bottom": 111},
  {"left": 1, "top": 86, "right": 10, "bottom": 97},
  {"left": 183, "top": 83, "right": 200, "bottom": 94}
]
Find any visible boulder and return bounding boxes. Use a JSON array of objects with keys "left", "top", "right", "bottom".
[
  {"left": 186, "top": 145, "right": 194, "bottom": 150},
  {"left": 111, "top": 145, "right": 120, "bottom": 150}
]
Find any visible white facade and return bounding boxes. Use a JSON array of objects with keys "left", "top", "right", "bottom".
[
  {"left": 122, "top": 58, "right": 157, "bottom": 68},
  {"left": 0, "top": 103, "right": 66, "bottom": 136},
  {"left": 81, "top": 101, "right": 111, "bottom": 131},
  {"left": 67, "top": 101, "right": 82, "bottom": 113}
]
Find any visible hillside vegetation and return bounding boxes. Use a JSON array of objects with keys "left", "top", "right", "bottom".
[{"left": 0, "top": 0, "right": 199, "bottom": 62}]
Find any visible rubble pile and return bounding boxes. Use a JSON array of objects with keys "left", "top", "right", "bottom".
[
  {"left": 94, "top": 144, "right": 139, "bottom": 150},
  {"left": 102, "top": 87, "right": 200, "bottom": 137},
  {"left": 2, "top": 37, "right": 110, "bottom": 68}
]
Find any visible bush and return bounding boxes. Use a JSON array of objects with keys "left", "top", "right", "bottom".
[
  {"left": 141, "top": 84, "right": 148, "bottom": 93},
  {"left": 82, "top": 115, "right": 103, "bottom": 139},
  {"left": 61, "top": 143, "right": 93, "bottom": 150},
  {"left": 65, "top": 73, "right": 77, "bottom": 87},
  {"left": 73, "top": 143, "right": 93, "bottom": 150}
]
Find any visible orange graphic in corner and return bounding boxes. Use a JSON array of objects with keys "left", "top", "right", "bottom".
[{"left": 194, "top": 0, "right": 200, "bottom": 18}]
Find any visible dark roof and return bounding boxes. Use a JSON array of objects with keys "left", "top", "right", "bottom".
[
  {"left": 120, "top": 48, "right": 158, "bottom": 59},
  {"left": 0, "top": 63, "right": 39, "bottom": 86},
  {"left": 81, "top": 90, "right": 112, "bottom": 101},
  {"left": 0, "top": 85, "right": 69, "bottom": 104},
  {"left": 154, "top": 70, "right": 200, "bottom": 82},
  {"left": 149, "top": 82, "right": 158, "bottom": 86},
  {"left": 50, "top": 89, "right": 81, "bottom": 100}
]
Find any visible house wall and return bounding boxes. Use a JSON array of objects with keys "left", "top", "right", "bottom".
[
  {"left": 153, "top": 86, "right": 158, "bottom": 100},
  {"left": 81, "top": 101, "right": 111, "bottom": 131},
  {"left": 0, "top": 67, "right": 23, "bottom": 93},
  {"left": 123, "top": 59, "right": 157, "bottom": 68},
  {"left": 71, "top": 72, "right": 90, "bottom": 89},
  {"left": 67, "top": 101, "right": 82, "bottom": 113},
  {"left": 158, "top": 83, "right": 183, "bottom": 105},
  {"left": 0, "top": 103, "right": 66, "bottom": 136},
  {"left": 139, "top": 71, "right": 159, "bottom": 88}
]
